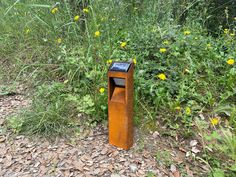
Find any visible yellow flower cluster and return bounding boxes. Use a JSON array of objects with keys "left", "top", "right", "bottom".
[
  {"left": 175, "top": 106, "right": 181, "bottom": 110},
  {"left": 94, "top": 31, "right": 101, "bottom": 37},
  {"left": 174, "top": 106, "right": 192, "bottom": 115},
  {"left": 163, "top": 40, "right": 169, "bottom": 45},
  {"left": 207, "top": 43, "right": 211, "bottom": 48},
  {"left": 184, "top": 30, "right": 191, "bottom": 35},
  {"left": 57, "top": 38, "right": 62, "bottom": 44},
  {"left": 120, "top": 42, "right": 127, "bottom": 48},
  {"left": 206, "top": 43, "right": 212, "bottom": 50},
  {"left": 223, "top": 28, "right": 235, "bottom": 36},
  {"left": 74, "top": 15, "right": 80, "bottom": 21},
  {"left": 159, "top": 48, "right": 167, "bottom": 53},
  {"left": 83, "top": 8, "right": 89, "bottom": 13},
  {"left": 185, "top": 107, "right": 191, "bottom": 115},
  {"left": 50, "top": 6, "right": 83, "bottom": 25},
  {"left": 210, "top": 117, "right": 219, "bottom": 126},
  {"left": 99, "top": 87, "right": 105, "bottom": 94},
  {"left": 224, "top": 29, "right": 229, "bottom": 34},
  {"left": 227, "top": 58, "right": 235, "bottom": 65},
  {"left": 51, "top": 7, "right": 58, "bottom": 14},
  {"left": 107, "top": 59, "right": 112, "bottom": 64},
  {"left": 184, "top": 68, "right": 190, "bottom": 74},
  {"left": 157, "top": 73, "right": 166, "bottom": 80},
  {"left": 133, "top": 57, "right": 137, "bottom": 65}
]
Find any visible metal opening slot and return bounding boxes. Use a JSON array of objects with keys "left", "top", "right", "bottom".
[
  {"left": 113, "top": 78, "right": 125, "bottom": 87},
  {"left": 110, "top": 78, "right": 126, "bottom": 103}
]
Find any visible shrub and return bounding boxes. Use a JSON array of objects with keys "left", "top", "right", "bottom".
[{"left": 1, "top": 1, "right": 235, "bottom": 174}]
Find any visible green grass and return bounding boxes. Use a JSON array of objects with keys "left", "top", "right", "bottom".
[{"left": 1, "top": 0, "right": 236, "bottom": 175}]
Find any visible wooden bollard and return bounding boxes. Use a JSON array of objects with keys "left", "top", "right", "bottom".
[{"left": 108, "top": 62, "right": 134, "bottom": 150}]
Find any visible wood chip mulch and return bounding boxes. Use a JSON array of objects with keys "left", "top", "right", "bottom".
[{"left": 0, "top": 85, "right": 168, "bottom": 177}]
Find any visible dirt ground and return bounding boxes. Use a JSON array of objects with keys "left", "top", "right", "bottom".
[{"left": 0, "top": 84, "right": 209, "bottom": 177}]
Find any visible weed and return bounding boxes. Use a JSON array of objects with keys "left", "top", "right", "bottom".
[
  {"left": 146, "top": 171, "right": 155, "bottom": 177},
  {"left": 1, "top": 0, "right": 235, "bottom": 175},
  {"left": 156, "top": 150, "right": 172, "bottom": 167}
]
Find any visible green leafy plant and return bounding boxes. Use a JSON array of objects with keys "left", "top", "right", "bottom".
[
  {"left": 7, "top": 116, "right": 24, "bottom": 133},
  {"left": 1, "top": 1, "right": 235, "bottom": 175},
  {"left": 156, "top": 150, "right": 172, "bottom": 167}
]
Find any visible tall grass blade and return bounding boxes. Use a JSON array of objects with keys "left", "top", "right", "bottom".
[{"left": 4, "top": 0, "right": 21, "bottom": 16}]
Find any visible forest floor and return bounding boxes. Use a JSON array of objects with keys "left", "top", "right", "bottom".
[{"left": 0, "top": 83, "right": 209, "bottom": 177}]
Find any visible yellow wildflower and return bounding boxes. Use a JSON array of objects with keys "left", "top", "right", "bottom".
[
  {"left": 120, "top": 42, "right": 127, "bottom": 48},
  {"left": 83, "top": 8, "right": 89, "bottom": 13},
  {"left": 230, "top": 33, "right": 235, "bottom": 36},
  {"left": 184, "top": 68, "right": 190, "bottom": 73},
  {"left": 159, "top": 48, "right": 167, "bottom": 53},
  {"left": 94, "top": 31, "right": 101, "bottom": 37},
  {"left": 99, "top": 87, "right": 105, "bottom": 94},
  {"left": 234, "top": 17, "right": 236, "bottom": 21},
  {"left": 57, "top": 38, "right": 62, "bottom": 44},
  {"left": 206, "top": 43, "right": 212, "bottom": 50},
  {"left": 175, "top": 106, "right": 181, "bottom": 110},
  {"left": 227, "top": 58, "right": 235, "bottom": 65},
  {"left": 210, "top": 117, "right": 219, "bottom": 126},
  {"left": 133, "top": 57, "right": 137, "bottom": 65},
  {"left": 63, "top": 80, "right": 69, "bottom": 84},
  {"left": 224, "top": 28, "right": 229, "bottom": 34},
  {"left": 51, "top": 7, "right": 59, "bottom": 14},
  {"left": 106, "top": 59, "right": 112, "bottom": 64},
  {"left": 207, "top": 43, "right": 211, "bottom": 48},
  {"left": 25, "top": 28, "right": 31, "bottom": 34},
  {"left": 74, "top": 15, "right": 80, "bottom": 21},
  {"left": 157, "top": 73, "right": 166, "bottom": 80},
  {"left": 185, "top": 107, "right": 191, "bottom": 115},
  {"left": 184, "top": 30, "right": 191, "bottom": 35},
  {"left": 163, "top": 40, "right": 169, "bottom": 45}
]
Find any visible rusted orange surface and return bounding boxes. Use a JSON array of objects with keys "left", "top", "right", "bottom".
[
  {"left": 111, "top": 87, "right": 125, "bottom": 103},
  {"left": 108, "top": 62, "right": 134, "bottom": 150}
]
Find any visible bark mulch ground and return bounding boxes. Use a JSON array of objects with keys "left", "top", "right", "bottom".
[
  {"left": 0, "top": 84, "right": 167, "bottom": 177},
  {"left": 0, "top": 83, "right": 208, "bottom": 177}
]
